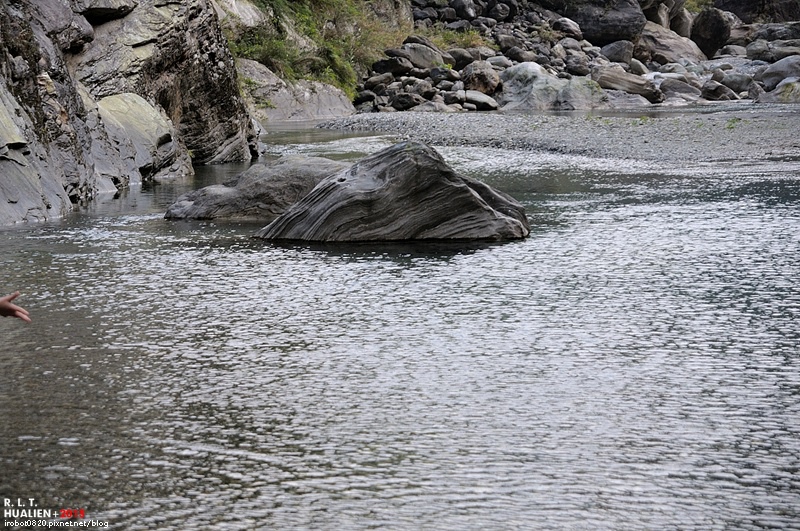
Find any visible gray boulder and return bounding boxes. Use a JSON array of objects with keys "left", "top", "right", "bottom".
[
  {"left": 390, "top": 42, "right": 449, "bottom": 70},
  {"left": 591, "top": 64, "right": 665, "bottom": 103},
  {"left": 691, "top": 8, "right": 732, "bottom": 59},
  {"left": 602, "top": 40, "right": 635, "bottom": 64},
  {"left": 462, "top": 60, "right": 501, "bottom": 94},
  {"left": 760, "top": 55, "right": 800, "bottom": 90},
  {"left": 553, "top": 17, "right": 583, "bottom": 40},
  {"left": 165, "top": 156, "right": 351, "bottom": 220},
  {"left": 464, "top": 90, "right": 500, "bottom": 110},
  {"left": 720, "top": 72, "right": 754, "bottom": 93},
  {"left": 758, "top": 78, "right": 800, "bottom": 103},
  {"left": 255, "top": 142, "right": 530, "bottom": 242},
  {"left": 701, "top": 79, "right": 740, "bottom": 100},
  {"left": 671, "top": 8, "right": 693, "bottom": 38},
  {"left": 659, "top": 77, "right": 702, "bottom": 101},
  {"left": 498, "top": 62, "right": 610, "bottom": 111},
  {"left": 448, "top": 47, "right": 478, "bottom": 69},
  {"left": 635, "top": 21, "right": 707, "bottom": 65},
  {"left": 451, "top": 0, "right": 479, "bottom": 20},
  {"left": 373, "top": 56, "right": 415, "bottom": 75},
  {"left": 391, "top": 92, "right": 427, "bottom": 111}
]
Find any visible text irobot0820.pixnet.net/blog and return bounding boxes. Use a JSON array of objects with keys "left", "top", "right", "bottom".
[{"left": 4, "top": 497, "right": 109, "bottom": 528}]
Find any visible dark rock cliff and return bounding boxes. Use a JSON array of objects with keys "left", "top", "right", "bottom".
[{"left": 0, "top": 0, "right": 256, "bottom": 225}]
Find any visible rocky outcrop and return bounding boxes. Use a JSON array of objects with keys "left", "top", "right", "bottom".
[
  {"left": 97, "top": 93, "right": 193, "bottom": 182},
  {"left": 165, "top": 156, "right": 351, "bottom": 221},
  {"left": 0, "top": 0, "right": 255, "bottom": 225},
  {"left": 71, "top": 0, "right": 256, "bottom": 164},
  {"left": 256, "top": 142, "right": 530, "bottom": 242},
  {"left": 237, "top": 59, "right": 355, "bottom": 123}
]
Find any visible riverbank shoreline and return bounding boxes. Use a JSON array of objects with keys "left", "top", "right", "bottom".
[{"left": 320, "top": 103, "right": 800, "bottom": 164}]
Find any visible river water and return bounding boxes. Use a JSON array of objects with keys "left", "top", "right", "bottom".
[{"left": 1, "top": 124, "right": 799, "bottom": 530}]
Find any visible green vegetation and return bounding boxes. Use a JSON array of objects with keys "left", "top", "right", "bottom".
[
  {"left": 227, "top": 0, "right": 411, "bottom": 96},
  {"left": 226, "top": 0, "right": 502, "bottom": 95},
  {"left": 685, "top": 0, "right": 714, "bottom": 13},
  {"left": 415, "top": 27, "right": 496, "bottom": 51},
  {"left": 726, "top": 117, "right": 745, "bottom": 129}
]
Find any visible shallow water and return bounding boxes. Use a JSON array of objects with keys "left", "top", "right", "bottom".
[{"left": 1, "top": 129, "right": 799, "bottom": 530}]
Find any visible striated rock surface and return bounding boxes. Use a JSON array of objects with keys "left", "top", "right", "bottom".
[
  {"left": 71, "top": 0, "right": 256, "bottom": 164},
  {"left": 256, "top": 142, "right": 530, "bottom": 242},
  {"left": 97, "top": 93, "right": 192, "bottom": 182},
  {"left": 165, "top": 156, "right": 351, "bottom": 221}
]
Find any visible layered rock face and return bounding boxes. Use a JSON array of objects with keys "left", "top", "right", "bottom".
[
  {"left": 70, "top": 0, "right": 257, "bottom": 164},
  {"left": 0, "top": 0, "right": 255, "bottom": 225},
  {"left": 256, "top": 142, "right": 530, "bottom": 242}
]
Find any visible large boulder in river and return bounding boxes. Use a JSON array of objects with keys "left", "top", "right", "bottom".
[
  {"left": 256, "top": 142, "right": 530, "bottom": 242},
  {"left": 165, "top": 156, "right": 351, "bottom": 220}
]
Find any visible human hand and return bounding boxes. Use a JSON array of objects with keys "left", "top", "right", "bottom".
[{"left": 0, "top": 291, "right": 31, "bottom": 323}]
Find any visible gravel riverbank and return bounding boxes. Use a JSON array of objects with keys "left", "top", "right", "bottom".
[{"left": 320, "top": 103, "right": 800, "bottom": 164}]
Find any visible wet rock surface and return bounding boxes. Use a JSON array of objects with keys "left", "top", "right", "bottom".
[
  {"left": 165, "top": 156, "right": 351, "bottom": 221},
  {"left": 255, "top": 141, "right": 531, "bottom": 242}
]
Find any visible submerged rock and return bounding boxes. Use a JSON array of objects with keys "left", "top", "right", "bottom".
[
  {"left": 256, "top": 142, "right": 530, "bottom": 242},
  {"left": 165, "top": 156, "right": 351, "bottom": 220}
]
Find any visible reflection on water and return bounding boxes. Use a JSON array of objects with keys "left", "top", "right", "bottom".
[{"left": 1, "top": 129, "right": 799, "bottom": 530}]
